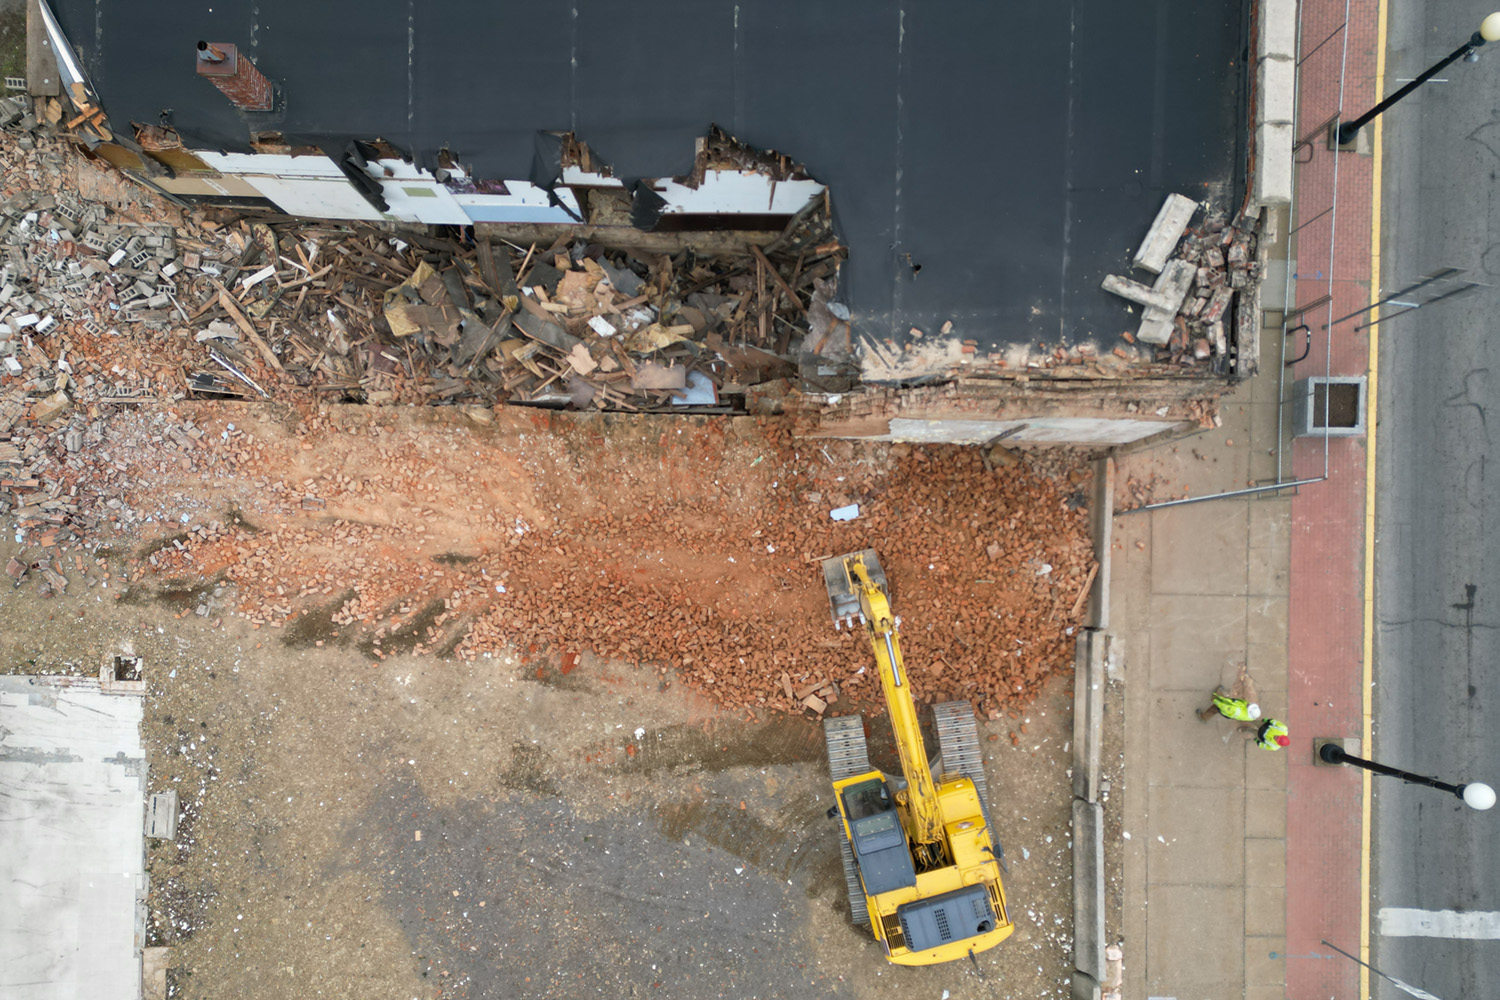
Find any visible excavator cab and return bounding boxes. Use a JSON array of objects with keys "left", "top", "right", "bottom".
[{"left": 838, "top": 777, "right": 917, "bottom": 894}]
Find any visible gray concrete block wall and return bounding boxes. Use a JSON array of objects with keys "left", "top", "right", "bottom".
[{"left": 1253, "top": 0, "right": 1298, "bottom": 207}]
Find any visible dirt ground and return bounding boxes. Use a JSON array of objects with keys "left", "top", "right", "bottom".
[{"left": 0, "top": 408, "right": 1090, "bottom": 1000}]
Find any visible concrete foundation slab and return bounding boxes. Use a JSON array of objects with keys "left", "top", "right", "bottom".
[
  {"left": 1246, "top": 885, "right": 1286, "bottom": 936},
  {"left": 1150, "top": 502, "right": 1250, "bottom": 596},
  {"left": 1245, "top": 936, "right": 1286, "bottom": 986},
  {"left": 1245, "top": 787, "right": 1288, "bottom": 838},
  {"left": 1244, "top": 837, "right": 1286, "bottom": 885},
  {"left": 1147, "top": 690, "right": 1245, "bottom": 787},
  {"left": 1145, "top": 884, "right": 1244, "bottom": 987},
  {"left": 0, "top": 675, "right": 146, "bottom": 1000}
]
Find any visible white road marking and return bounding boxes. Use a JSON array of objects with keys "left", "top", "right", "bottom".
[{"left": 1378, "top": 907, "right": 1500, "bottom": 939}]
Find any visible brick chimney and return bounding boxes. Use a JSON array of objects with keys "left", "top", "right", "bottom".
[{"left": 195, "top": 41, "right": 273, "bottom": 112}]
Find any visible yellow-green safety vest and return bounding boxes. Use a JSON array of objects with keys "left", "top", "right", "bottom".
[
  {"left": 1256, "top": 720, "right": 1289, "bottom": 750},
  {"left": 1212, "top": 693, "right": 1256, "bottom": 721}
]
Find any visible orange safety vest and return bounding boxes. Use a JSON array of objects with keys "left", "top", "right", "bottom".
[{"left": 1256, "top": 720, "right": 1289, "bottom": 750}]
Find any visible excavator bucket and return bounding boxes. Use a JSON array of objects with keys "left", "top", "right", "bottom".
[{"left": 821, "top": 549, "right": 889, "bottom": 626}]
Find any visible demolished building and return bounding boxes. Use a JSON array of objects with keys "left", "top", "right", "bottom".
[{"left": 24, "top": 0, "right": 1272, "bottom": 447}]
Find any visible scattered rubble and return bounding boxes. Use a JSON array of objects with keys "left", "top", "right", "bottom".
[
  {"left": 1114, "top": 471, "right": 1188, "bottom": 512},
  {"left": 1103, "top": 192, "right": 1261, "bottom": 369},
  {"left": 0, "top": 92, "right": 1094, "bottom": 719},
  {"left": 122, "top": 411, "right": 1097, "bottom": 718},
  {"left": 0, "top": 95, "right": 828, "bottom": 557}
]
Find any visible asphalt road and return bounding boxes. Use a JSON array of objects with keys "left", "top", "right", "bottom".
[{"left": 1373, "top": 4, "right": 1500, "bottom": 998}]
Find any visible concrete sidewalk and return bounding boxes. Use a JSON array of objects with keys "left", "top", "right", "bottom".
[
  {"left": 1107, "top": 0, "right": 1385, "bottom": 989},
  {"left": 1113, "top": 327, "right": 1292, "bottom": 1000}
]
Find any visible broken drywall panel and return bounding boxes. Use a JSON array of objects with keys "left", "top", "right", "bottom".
[
  {"left": 857, "top": 334, "right": 966, "bottom": 382},
  {"left": 560, "top": 166, "right": 626, "bottom": 188},
  {"left": 194, "top": 150, "right": 349, "bottom": 177},
  {"left": 453, "top": 183, "right": 582, "bottom": 224},
  {"left": 237, "top": 173, "right": 386, "bottom": 221},
  {"left": 373, "top": 179, "right": 471, "bottom": 226},
  {"left": 652, "top": 171, "right": 826, "bottom": 216}
]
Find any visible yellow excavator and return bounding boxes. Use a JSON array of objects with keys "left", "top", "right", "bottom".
[{"left": 820, "top": 549, "right": 1013, "bottom": 965}]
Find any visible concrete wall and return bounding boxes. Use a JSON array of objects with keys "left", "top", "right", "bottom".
[
  {"left": 803, "top": 381, "right": 1221, "bottom": 448},
  {"left": 883, "top": 416, "right": 1178, "bottom": 447},
  {"left": 0, "top": 675, "right": 147, "bottom": 1000},
  {"left": 1253, "top": 0, "right": 1298, "bottom": 207}
]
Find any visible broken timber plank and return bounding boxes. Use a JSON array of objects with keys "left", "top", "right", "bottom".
[
  {"left": 475, "top": 239, "right": 519, "bottom": 301},
  {"left": 1133, "top": 193, "right": 1198, "bottom": 274},
  {"left": 750, "top": 244, "right": 807, "bottom": 316},
  {"left": 210, "top": 281, "right": 286, "bottom": 372}
]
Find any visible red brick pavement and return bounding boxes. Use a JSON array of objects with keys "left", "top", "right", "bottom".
[{"left": 1285, "top": 0, "right": 1383, "bottom": 997}]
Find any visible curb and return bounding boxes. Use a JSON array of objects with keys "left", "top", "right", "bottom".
[
  {"left": 1084, "top": 457, "right": 1114, "bottom": 631},
  {"left": 1070, "top": 454, "right": 1115, "bottom": 1000},
  {"left": 1072, "top": 632, "right": 1106, "bottom": 806}
]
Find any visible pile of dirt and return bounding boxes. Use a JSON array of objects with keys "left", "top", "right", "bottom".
[{"left": 126, "top": 405, "right": 1094, "bottom": 717}]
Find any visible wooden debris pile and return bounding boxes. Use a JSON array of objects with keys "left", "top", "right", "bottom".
[
  {"left": 1, "top": 92, "right": 847, "bottom": 419},
  {"left": 174, "top": 209, "right": 842, "bottom": 411}
]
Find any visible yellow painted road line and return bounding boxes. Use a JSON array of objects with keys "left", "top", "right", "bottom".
[{"left": 1362, "top": 0, "right": 1391, "bottom": 997}]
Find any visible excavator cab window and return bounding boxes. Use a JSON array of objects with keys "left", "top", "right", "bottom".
[{"left": 842, "top": 778, "right": 892, "bottom": 821}]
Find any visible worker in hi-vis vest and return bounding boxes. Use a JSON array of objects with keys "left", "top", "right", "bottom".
[
  {"left": 1199, "top": 688, "right": 1261, "bottom": 723},
  {"left": 1254, "top": 719, "right": 1290, "bottom": 751}
]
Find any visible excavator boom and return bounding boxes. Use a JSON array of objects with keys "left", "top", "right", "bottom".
[{"left": 829, "top": 552, "right": 943, "bottom": 846}]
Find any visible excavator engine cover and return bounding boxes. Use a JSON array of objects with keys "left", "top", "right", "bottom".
[{"left": 897, "top": 885, "right": 998, "bottom": 954}]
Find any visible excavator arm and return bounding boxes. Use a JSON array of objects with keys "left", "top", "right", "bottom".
[{"left": 835, "top": 553, "right": 945, "bottom": 851}]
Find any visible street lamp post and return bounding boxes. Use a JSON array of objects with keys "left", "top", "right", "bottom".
[
  {"left": 1318, "top": 742, "right": 1497, "bottom": 810},
  {"left": 1336, "top": 12, "right": 1500, "bottom": 146}
]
